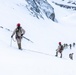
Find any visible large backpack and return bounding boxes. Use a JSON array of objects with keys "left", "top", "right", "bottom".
[
  {"left": 16, "top": 27, "right": 22, "bottom": 38},
  {"left": 60, "top": 45, "right": 64, "bottom": 50},
  {"left": 59, "top": 45, "right": 64, "bottom": 53}
]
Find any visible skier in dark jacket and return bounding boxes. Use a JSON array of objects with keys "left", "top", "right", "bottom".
[
  {"left": 73, "top": 42, "right": 75, "bottom": 47},
  {"left": 11, "top": 23, "right": 25, "bottom": 50},
  {"left": 55, "top": 42, "right": 64, "bottom": 58},
  {"left": 69, "top": 53, "right": 73, "bottom": 60},
  {"left": 69, "top": 44, "right": 72, "bottom": 49}
]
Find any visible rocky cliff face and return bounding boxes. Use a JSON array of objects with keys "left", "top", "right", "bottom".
[{"left": 26, "top": 0, "right": 55, "bottom": 21}]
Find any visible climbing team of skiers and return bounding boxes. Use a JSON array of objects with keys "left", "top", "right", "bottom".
[
  {"left": 55, "top": 42, "right": 75, "bottom": 60},
  {"left": 11, "top": 23, "right": 75, "bottom": 60}
]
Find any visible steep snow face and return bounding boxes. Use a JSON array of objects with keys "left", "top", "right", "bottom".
[
  {"left": 51, "top": 0, "right": 76, "bottom": 6},
  {"left": 26, "top": 0, "right": 55, "bottom": 21}
]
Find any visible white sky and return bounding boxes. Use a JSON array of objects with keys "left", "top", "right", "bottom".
[{"left": 0, "top": 0, "right": 76, "bottom": 75}]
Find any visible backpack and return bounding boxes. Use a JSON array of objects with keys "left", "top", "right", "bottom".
[
  {"left": 60, "top": 45, "right": 64, "bottom": 50},
  {"left": 16, "top": 27, "right": 22, "bottom": 38},
  {"left": 16, "top": 27, "right": 22, "bottom": 33},
  {"left": 59, "top": 45, "right": 64, "bottom": 53}
]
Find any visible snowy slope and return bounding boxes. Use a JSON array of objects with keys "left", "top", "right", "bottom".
[{"left": 0, "top": 0, "right": 76, "bottom": 75}]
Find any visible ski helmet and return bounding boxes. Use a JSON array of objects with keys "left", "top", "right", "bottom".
[
  {"left": 59, "top": 42, "right": 61, "bottom": 45},
  {"left": 17, "top": 23, "right": 20, "bottom": 27}
]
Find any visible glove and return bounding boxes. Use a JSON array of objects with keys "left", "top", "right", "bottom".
[
  {"left": 11, "top": 35, "right": 13, "bottom": 38},
  {"left": 21, "top": 34, "right": 23, "bottom": 36}
]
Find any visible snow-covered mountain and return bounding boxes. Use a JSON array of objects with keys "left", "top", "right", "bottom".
[
  {"left": 26, "top": 0, "right": 55, "bottom": 21},
  {"left": 0, "top": 0, "right": 76, "bottom": 75},
  {"left": 51, "top": 0, "right": 76, "bottom": 11}
]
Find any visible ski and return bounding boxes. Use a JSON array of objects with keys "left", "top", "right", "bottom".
[{"left": 23, "top": 36, "right": 34, "bottom": 43}]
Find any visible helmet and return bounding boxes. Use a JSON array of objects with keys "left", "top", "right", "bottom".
[
  {"left": 17, "top": 23, "right": 20, "bottom": 27},
  {"left": 59, "top": 42, "right": 61, "bottom": 45}
]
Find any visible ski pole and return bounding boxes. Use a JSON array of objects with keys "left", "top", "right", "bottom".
[
  {"left": 10, "top": 37, "right": 16, "bottom": 47},
  {"left": 12, "top": 37, "right": 16, "bottom": 42},
  {"left": 10, "top": 38, "right": 12, "bottom": 47}
]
